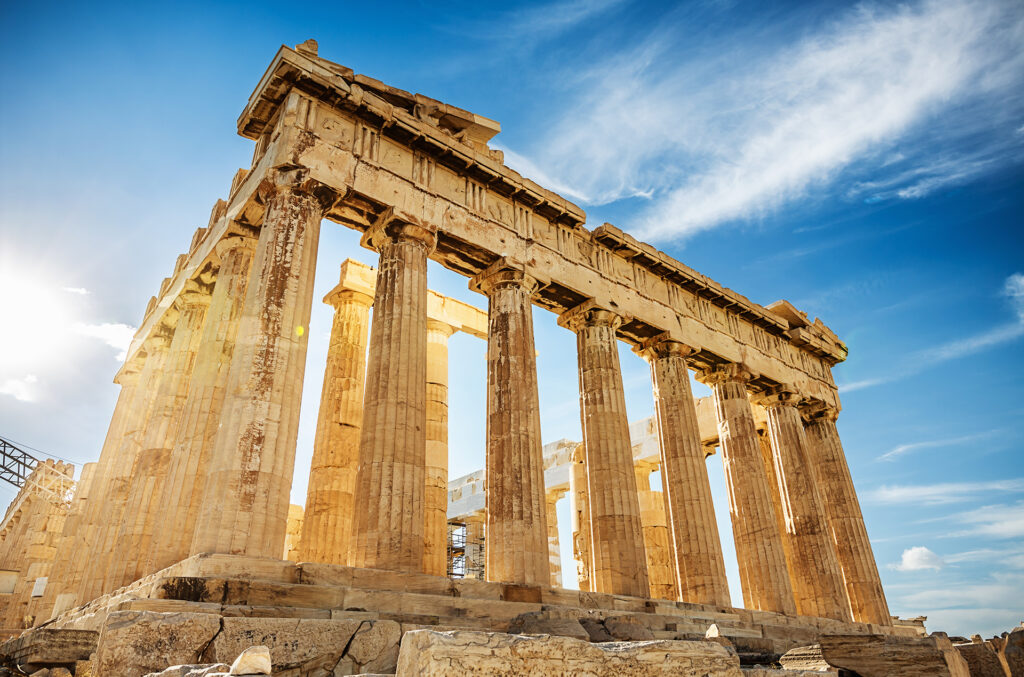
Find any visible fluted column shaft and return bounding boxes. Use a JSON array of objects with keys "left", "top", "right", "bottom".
[
  {"left": 191, "top": 173, "right": 325, "bottom": 558},
  {"left": 145, "top": 234, "right": 257, "bottom": 573},
  {"left": 756, "top": 429, "right": 799, "bottom": 592},
  {"left": 473, "top": 262, "right": 549, "bottom": 586},
  {"left": 759, "top": 390, "right": 850, "bottom": 621},
  {"left": 45, "top": 362, "right": 139, "bottom": 616},
  {"left": 80, "top": 334, "right": 171, "bottom": 603},
  {"left": 560, "top": 304, "right": 648, "bottom": 598},
  {"left": 349, "top": 214, "right": 436, "bottom": 572},
  {"left": 642, "top": 338, "right": 731, "bottom": 606},
  {"left": 634, "top": 461, "right": 678, "bottom": 601},
  {"left": 106, "top": 287, "right": 210, "bottom": 590},
  {"left": 546, "top": 489, "right": 565, "bottom": 588},
  {"left": 298, "top": 286, "right": 373, "bottom": 565},
  {"left": 805, "top": 408, "right": 890, "bottom": 625},
  {"left": 424, "top": 319, "right": 455, "bottom": 576},
  {"left": 569, "top": 444, "right": 592, "bottom": 592},
  {"left": 700, "top": 365, "right": 796, "bottom": 615}
]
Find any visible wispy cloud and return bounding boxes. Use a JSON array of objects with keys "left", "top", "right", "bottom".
[
  {"left": 840, "top": 272, "right": 1024, "bottom": 392},
  {"left": 951, "top": 500, "right": 1024, "bottom": 539},
  {"left": 62, "top": 286, "right": 90, "bottom": 295},
  {"left": 890, "top": 546, "right": 944, "bottom": 571},
  {"left": 510, "top": 0, "right": 1024, "bottom": 240},
  {"left": 0, "top": 374, "right": 39, "bottom": 403},
  {"left": 877, "top": 430, "right": 1003, "bottom": 462},
  {"left": 73, "top": 322, "right": 136, "bottom": 361},
  {"left": 866, "top": 478, "right": 1024, "bottom": 505}
]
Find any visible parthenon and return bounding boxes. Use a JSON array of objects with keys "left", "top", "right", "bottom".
[{"left": 0, "top": 40, "right": 984, "bottom": 677}]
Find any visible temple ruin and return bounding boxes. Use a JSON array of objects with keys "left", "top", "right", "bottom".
[{"left": 0, "top": 40, "right": 992, "bottom": 676}]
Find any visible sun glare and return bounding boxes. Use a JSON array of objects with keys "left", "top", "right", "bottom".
[{"left": 0, "top": 263, "right": 77, "bottom": 376}]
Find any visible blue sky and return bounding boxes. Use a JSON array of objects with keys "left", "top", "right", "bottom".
[{"left": 1, "top": 0, "right": 1021, "bottom": 637}]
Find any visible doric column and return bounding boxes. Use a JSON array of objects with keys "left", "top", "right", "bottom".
[
  {"left": 146, "top": 232, "right": 257, "bottom": 573},
  {"left": 569, "top": 444, "right": 592, "bottom": 592},
  {"left": 191, "top": 168, "right": 330, "bottom": 558},
  {"left": 639, "top": 336, "right": 730, "bottom": 606},
  {"left": 756, "top": 428, "right": 799, "bottom": 593},
  {"left": 45, "top": 358, "right": 141, "bottom": 616},
  {"left": 755, "top": 387, "right": 851, "bottom": 621},
  {"left": 698, "top": 364, "right": 795, "bottom": 615},
  {"left": 634, "top": 460, "right": 678, "bottom": 601},
  {"left": 80, "top": 332, "right": 171, "bottom": 603},
  {"left": 546, "top": 489, "right": 566, "bottom": 588},
  {"left": 804, "top": 405, "right": 890, "bottom": 625},
  {"left": 349, "top": 209, "right": 437, "bottom": 573},
  {"left": 424, "top": 318, "right": 456, "bottom": 576},
  {"left": 106, "top": 283, "right": 211, "bottom": 590},
  {"left": 298, "top": 280, "right": 373, "bottom": 565},
  {"left": 558, "top": 302, "right": 649, "bottom": 598},
  {"left": 471, "top": 259, "right": 549, "bottom": 587}
]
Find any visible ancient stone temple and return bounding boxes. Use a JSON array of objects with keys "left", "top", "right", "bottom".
[{"left": 0, "top": 40, "right": 981, "bottom": 677}]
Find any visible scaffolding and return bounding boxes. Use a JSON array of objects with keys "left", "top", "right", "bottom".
[{"left": 446, "top": 520, "right": 485, "bottom": 580}]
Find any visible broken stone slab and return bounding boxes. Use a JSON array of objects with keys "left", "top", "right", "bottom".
[
  {"left": 345, "top": 621, "right": 402, "bottom": 674},
  {"left": 1004, "top": 628, "right": 1024, "bottom": 677},
  {"left": 778, "top": 644, "right": 837, "bottom": 672},
  {"left": 143, "top": 665, "right": 230, "bottom": 677},
  {"left": 0, "top": 628, "right": 98, "bottom": 672},
  {"left": 229, "top": 646, "right": 271, "bottom": 675},
  {"left": 954, "top": 640, "right": 1006, "bottom": 677},
  {"left": 204, "top": 617, "right": 361, "bottom": 671},
  {"left": 395, "top": 629, "right": 743, "bottom": 676},
  {"left": 741, "top": 669, "right": 829, "bottom": 676},
  {"left": 95, "top": 611, "right": 223, "bottom": 677},
  {"left": 603, "top": 615, "right": 655, "bottom": 641},
  {"left": 818, "top": 633, "right": 970, "bottom": 677}
]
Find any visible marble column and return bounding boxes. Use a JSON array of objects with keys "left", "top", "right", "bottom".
[
  {"left": 424, "top": 319, "right": 455, "bottom": 576},
  {"left": 756, "top": 387, "right": 851, "bottom": 622},
  {"left": 45, "top": 359, "right": 140, "bottom": 616},
  {"left": 559, "top": 302, "right": 649, "bottom": 598},
  {"left": 546, "top": 489, "right": 566, "bottom": 588},
  {"left": 804, "top": 405, "right": 890, "bottom": 625},
  {"left": 634, "top": 460, "right": 678, "bottom": 601},
  {"left": 757, "top": 428, "right": 799, "bottom": 593},
  {"left": 145, "top": 232, "right": 257, "bottom": 574},
  {"left": 472, "top": 260, "right": 549, "bottom": 587},
  {"left": 106, "top": 283, "right": 211, "bottom": 590},
  {"left": 298, "top": 281, "right": 373, "bottom": 565},
  {"left": 190, "top": 169, "right": 328, "bottom": 559},
  {"left": 569, "top": 444, "right": 592, "bottom": 593},
  {"left": 698, "top": 364, "right": 796, "bottom": 615},
  {"left": 80, "top": 332, "right": 172, "bottom": 603},
  {"left": 640, "top": 337, "right": 731, "bottom": 606},
  {"left": 349, "top": 210, "right": 436, "bottom": 573}
]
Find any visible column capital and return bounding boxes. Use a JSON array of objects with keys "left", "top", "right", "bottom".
[
  {"left": 800, "top": 399, "right": 840, "bottom": 423},
  {"left": 635, "top": 332, "right": 698, "bottom": 362},
  {"left": 360, "top": 206, "right": 438, "bottom": 254},
  {"left": 175, "top": 281, "right": 213, "bottom": 310},
  {"left": 426, "top": 318, "right": 457, "bottom": 339},
  {"left": 113, "top": 358, "right": 144, "bottom": 386},
  {"left": 213, "top": 229, "right": 258, "bottom": 262},
  {"left": 557, "top": 300, "right": 624, "bottom": 333},
  {"left": 469, "top": 257, "right": 547, "bottom": 296},
  {"left": 695, "top": 362, "right": 758, "bottom": 386},
  {"left": 256, "top": 166, "right": 339, "bottom": 211},
  {"left": 323, "top": 285, "right": 374, "bottom": 310},
  {"left": 752, "top": 384, "right": 803, "bottom": 409}
]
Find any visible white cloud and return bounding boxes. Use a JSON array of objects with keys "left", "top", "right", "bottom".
[
  {"left": 866, "top": 478, "right": 1024, "bottom": 505},
  {"left": 513, "top": 0, "right": 1024, "bottom": 240},
  {"left": 61, "top": 286, "right": 89, "bottom": 295},
  {"left": 73, "top": 322, "right": 136, "bottom": 361},
  {"left": 0, "top": 374, "right": 39, "bottom": 402},
  {"left": 878, "top": 430, "right": 1002, "bottom": 462},
  {"left": 891, "top": 546, "right": 944, "bottom": 571},
  {"left": 952, "top": 501, "right": 1024, "bottom": 539}
]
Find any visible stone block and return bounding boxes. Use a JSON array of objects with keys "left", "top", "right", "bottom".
[
  {"left": 0, "top": 628, "right": 98, "bottom": 671},
  {"left": 143, "top": 665, "right": 230, "bottom": 677},
  {"left": 395, "top": 630, "right": 743, "bottom": 675},
  {"left": 95, "top": 611, "right": 222, "bottom": 677},
  {"left": 345, "top": 621, "right": 401, "bottom": 674},
  {"left": 954, "top": 641, "right": 1006, "bottom": 677},
  {"left": 180, "top": 555, "right": 299, "bottom": 584},
  {"left": 818, "top": 633, "right": 970, "bottom": 677},
  {"left": 507, "top": 611, "right": 590, "bottom": 642},
  {"left": 778, "top": 644, "right": 837, "bottom": 672},
  {"left": 222, "top": 580, "right": 345, "bottom": 609},
  {"left": 604, "top": 615, "right": 655, "bottom": 641},
  {"left": 205, "top": 617, "right": 361, "bottom": 671},
  {"left": 1004, "top": 629, "right": 1024, "bottom": 677}
]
